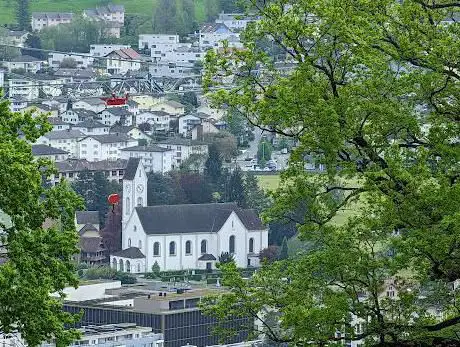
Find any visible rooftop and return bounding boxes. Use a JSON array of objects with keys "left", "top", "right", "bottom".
[
  {"left": 43, "top": 130, "right": 85, "bottom": 140},
  {"left": 155, "top": 137, "right": 208, "bottom": 146},
  {"left": 74, "top": 119, "right": 108, "bottom": 129},
  {"left": 81, "top": 133, "right": 135, "bottom": 144},
  {"left": 123, "top": 157, "right": 141, "bottom": 180},
  {"left": 107, "top": 48, "right": 141, "bottom": 60},
  {"left": 9, "top": 55, "right": 42, "bottom": 63},
  {"left": 120, "top": 145, "right": 171, "bottom": 153},
  {"left": 56, "top": 159, "right": 127, "bottom": 172},
  {"left": 32, "top": 144, "right": 68, "bottom": 156},
  {"left": 112, "top": 247, "right": 145, "bottom": 259}
]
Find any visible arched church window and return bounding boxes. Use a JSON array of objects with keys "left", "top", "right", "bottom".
[
  {"left": 169, "top": 241, "right": 176, "bottom": 256},
  {"left": 249, "top": 238, "right": 254, "bottom": 253},
  {"left": 137, "top": 197, "right": 143, "bottom": 207},
  {"left": 128, "top": 238, "right": 131, "bottom": 247},
  {"left": 201, "top": 240, "right": 207, "bottom": 254},
  {"left": 125, "top": 197, "right": 130, "bottom": 215},
  {"left": 153, "top": 242, "right": 160, "bottom": 256},
  {"left": 185, "top": 240, "right": 192, "bottom": 255},
  {"left": 138, "top": 240, "right": 142, "bottom": 249},
  {"left": 229, "top": 235, "right": 235, "bottom": 254}
]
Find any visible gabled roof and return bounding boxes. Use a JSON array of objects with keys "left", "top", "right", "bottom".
[
  {"left": 103, "top": 107, "right": 131, "bottom": 117},
  {"left": 47, "top": 117, "right": 69, "bottom": 126},
  {"left": 155, "top": 137, "right": 208, "bottom": 146},
  {"left": 109, "top": 125, "right": 135, "bottom": 134},
  {"left": 164, "top": 100, "right": 185, "bottom": 109},
  {"left": 107, "top": 48, "right": 140, "bottom": 60},
  {"left": 43, "top": 130, "right": 85, "bottom": 140},
  {"left": 235, "top": 209, "right": 265, "bottom": 230},
  {"left": 76, "top": 211, "right": 99, "bottom": 225},
  {"left": 79, "top": 237, "right": 104, "bottom": 253},
  {"left": 120, "top": 145, "right": 171, "bottom": 153},
  {"left": 69, "top": 108, "right": 98, "bottom": 118},
  {"left": 123, "top": 158, "right": 141, "bottom": 180},
  {"left": 198, "top": 254, "right": 217, "bottom": 261},
  {"left": 32, "top": 12, "right": 73, "bottom": 20},
  {"left": 56, "top": 159, "right": 127, "bottom": 172},
  {"left": 79, "top": 223, "right": 99, "bottom": 236},
  {"left": 10, "top": 55, "right": 42, "bottom": 63},
  {"left": 112, "top": 247, "right": 145, "bottom": 259},
  {"left": 81, "top": 133, "right": 135, "bottom": 144},
  {"left": 32, "top": 144, "right": 68, "bottom": 156},
  {"left": 74, "top": 119, "right": 108, "bottom": 129},
  {"left": 200, "top": 22, "right": 232, "bottom": 34},
  {"left": 76, "top": 97, "right": 105, "bottom": 106},
  {"left": 135, "top": 202, "right": 265, "bottom": 235}
]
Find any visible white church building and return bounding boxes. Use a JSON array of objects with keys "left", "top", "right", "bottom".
[{"left": 110, "top": 158, "right": 268, "bottom": 273}]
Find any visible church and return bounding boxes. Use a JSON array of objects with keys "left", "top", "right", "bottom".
[{"left": 110, "top": 158, "right": 268, "bottom": 273}]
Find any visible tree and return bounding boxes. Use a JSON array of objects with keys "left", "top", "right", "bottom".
[
  {"left": 147, "top": 172, "right": 186, "bottom": 205},
  {"left": 257, "top": 140, "right": 272, "bottom": 164},
  {"left": 205, "top": 143, "right": 222, "bottom": 183},
  {"left": 279, "top": 237, "right": 288, "bottom": 260},
  {"left": 153, "top": 0, "right": 178, "bottom": 34},
  {"left": 72, "top": 170, "right": 122, "bottom": 225},
  {"left": 218, "top": 252, "right": 235, "bottom": 265},
  {"left": 204, "top": 131, "right": 238, "bottom": 161},
  {"left": 179, "top": 91, "right": 198, "bottom": 107},
  {"left": 243, "top": 173, "right": 270, "bottom": 212},
  {"left": 100, "top": 204, "right": 122, "bottom": 254},
  {"left": 15, "top": 0, "right": 30, "bottom": 30},
  {"left": 179, "top": 173, "right": 213, "bottom": 204},
  {"left": 258, "top": 246, "right": 279, "bottom": 264},
  {"left": 225, "top": 109, "right": 248, "bottom": 146},
  {"left": 59, "top": 58, "right": 78, "bottom": 69},
  {"left": 225, "top": 167, "right": 246, "bottom": 207},
  {"left": 151, "top": 261, "right": 161, "bottom": 277},
  {"left": 203, "top": 0, "right": 460, "bottom": 345},
  {"left": 0, "top": 99, "right": 83, "bottom": 346},
  {"left": 22, "top": 34, "right": 45, "bottom": 59}
]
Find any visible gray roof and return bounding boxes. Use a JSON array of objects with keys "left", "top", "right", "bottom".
[
  {"left": 123, "top": 158, "right": 141, "bottom": 180},
  {"left": 53, "top": 69, "right": 96, "bottom": 80},
  {"left": 74, "top": 119, "right": 108, "bottom": 129},
  {"left": 164, "top": 100, "right": 185, "bottom": 108},
  {"left": 32, "top": 12, "right": 73, "bottom": 20},
  {"left": 77, "top": 97, "right": 105, "bottom": 106},
  {"left": 72, "top": 108, "right": 98, "bottom": 118},
  {"left": 81, "top": 133, "right": 135, "bottom": 144},
  {"left": 47, "top": 117, "right": 68, "bottom": 126},
  {"left": 44, "top": 130, "right": 85, "bottom": 140},
  {"left": 120, "top": 145, "right": 171, "bottom": 153},
  {"left": 56, "top": 159, "right": 127, "bottom": 172},
  {"left": 10, "top": 55, "right": 41, "bottom": 63},
  {"left": 135, "top": 202, "right": 265, "bottom": 235},
  {"left": 104, "top": 107, "right": 131, "bottom": 117},
  {"left": 76, "top": 211, "right": 99, "bottom": 225},
  {"left": 109, "top": 125, "right": 135, "bottom": 134},
  {"left": 79, "top": 223, "right": 99, "bottom": 235},
  {"left": 155, "top": 138, "right": 208, "bottom": 146},
  {"left": 32, "top": 144, "right": 68, "bottom": 156},
  {"left": 112, "top": 247, "right": 145, "bottom": 259},
  {"left": 79, "top": 237, "right": 104, "bottom": 253},
  {"left": 198, "top": 254, "right": 216, "bottom": 261}
]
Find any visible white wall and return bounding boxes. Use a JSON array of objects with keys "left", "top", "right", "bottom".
[
  {"left": 139, "top": 34, "right": 180, "bottom": 50},
  {"left": 48, "top": 52, "right": 94, "bottom": 68},
  {"left": 121, "top": 150, "right": 173, "bottom": 174},
  {"left": 79, "top": 137, "right": 138, "bottom": 162},
  {"left": 51, "top": 281, "right": 122, "bottom": 301},
  {"left": 73, "top": 100, "right": 106, "bottom": 113},
  {"left": 90, "top": 44, "right": 130, "bottom": 57},
  {"left": 36, "top": 137, "right": 80, "bottom": 158}
]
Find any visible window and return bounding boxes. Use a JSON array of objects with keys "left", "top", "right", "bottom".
[
  {"left": 133, "top": 225, "right": 137, "bottom": 232},
  {"left": 125, "top": 198, "right": 130, "bottom": 214},
  {"left": 169, "top": 241, "right": 176, "bottom": 256},
  {"left": 119, "top": 259, "right": 124, "bottom": 271},
  {"left": 201, "top": 240, "right": 207, "bottom": 254},
  {"left": 128, "top": 238, "right": 131, "bottom": 247},
  {"left": 137, "top": 197, "right": 143, "bottom": 206},
  {"left": 249, "top": 238, "right": 254, "bottom": 253},
  {"left": 138, "top": 240, "right": 142, "bottom": 249},
  {"left": 112, "top": 258, "right": 117, "bottom": 270},
  {"left": 137, "top": 263, "right": 141, "bottom": 272},
  {"left": 229, "top": 235, "right": 235, "bottom": 254},
  {"left": 232, "top": 220, "right": 234, "bottom": 229},
  {"left": 185, "top": 240, "right": 192, "bottom": 255},
  {"left": 112, "top": 170, "right": 117, "bottom": 176},
  {"left": 153, "top": 242, "right": 160, "bottom": 256},
  {"left": 126, "top": 260, "right": 131, "bottom": 272}
]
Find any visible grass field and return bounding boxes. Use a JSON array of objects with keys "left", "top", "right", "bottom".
[{"left": 256, "top": 175, "right": 281, "bottom": 191}]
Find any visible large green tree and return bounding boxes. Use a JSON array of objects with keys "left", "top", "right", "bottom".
[
  {"left": 0, "top": 100, "right": 83, "bottom": 346},
  {"left": 203, "top": 0, "right": 460, "bottom": 346},
  {"left": 15, "top": 0, "right": 30, "bottom": 31}
]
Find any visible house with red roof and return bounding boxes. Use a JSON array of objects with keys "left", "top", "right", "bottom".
[{"left": 105, "top": 48, "right": 142, "bottom": 75}]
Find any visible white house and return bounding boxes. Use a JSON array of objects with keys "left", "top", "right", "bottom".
[
  {"left": 137, "top": 111, "right": 170, "bottom": 131},
  {"left": 105, "top": 48, "right": 141, "bottom": 75},
  {"left": 120, "top": 145, "right": 173, "bottom": 174},
  {"left": 150, "top": 100, "right": 185, "bottom": 116},
  {"left": 191, "top": 122, "right": 220, "bottom": 141},
  {"left": 60, "top": 108, "right": 98, "bottom": 125},
  {"left": 178, "top": 113, "right": 208, "bottom": 137},
  {"left": 110, "top": 158, "right": 267, "bottom": 272},
  {"left": 31, "top": 144, "right": 69, "bottom": 162},
  {"left": 138, "top": 34, "right": 180, "bottom": 50},
  {"left": 47, "top": 117, "right": 71, "bottom": 131},
  {"left": 149, "top": 62, "right": 195, "bottom": 78},
  {"left": 215, "top": 12, "right": 259, "bottom": 31},
  {"left": 8, "top": 78, "right": 39, "bottom": 101},
  {"left": 83, "top": 4, "right": 125, "bottom": 25},
  {"left": 78, "top": 134, "right": 137, "bottom": 162},
  {"left": 8, "top": 96, "right": 27, "bottom": 113},
  {"left": 110, "top": 125, "right": 151, "bottom": 142},
  {"left": 3, "top": 55, "right": 43, "bottom": 73},
  {"left": 100, "top": 107, "right": 133, "bottom": 126},
  {"left": 155, "top": 138, "right": 209, "bottom": 168},
  {"left": 31, "top": 12, "right": 73, "bottom": 32},
  {"left": 199, "top": 23, "right": 242, "bottom": 49},
  {"left": 73, "top": 119, "right": 111, "bottom": 135},
  {"left": 73, "top": 98, "right": 107, "bottom": 114},
  {"left": 36, "top": 130, "right": 85, "bottom": 158},
  {"left": 90, "top": 44, "right": 131, "bottom": 57},
  {"left": 48, "top": 52, "right": 94, "bottom": 69}
]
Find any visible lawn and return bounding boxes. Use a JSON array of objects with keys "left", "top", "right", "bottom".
[
  {"left": 0, "top": 0, "right": 157, "bottom": 25},
  {"left": 256, "top": 175, "right": 281, "bottom": 191}
]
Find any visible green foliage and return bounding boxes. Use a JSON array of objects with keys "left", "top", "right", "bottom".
[
  {"left": 218, "top": 252, "right": 235, "bottom": 264},
  {"left": 225, "top": 167, "right": 246, "bottom": 208},
  {"left": 203, "top": 0, "right": 460, "bottom": 345},
  {"left": 257, "top": 140, "right": 272, "bottom": 164},
  {"left": 204, "top": 131, "right": 238, "bottom": 161},
  {"left": 84, "top": 266, "right": 137, "bottom": 285},
  {"left": 224, "top": 109, "right": 250, "bottom": 147},
  {"left": 59, "top": 57, "right": 78, "bottom": 69},
  {"left": 279, "top": 237, "right": 288, "bottom": 260},
  {"left": 244, "top": 173, "right": 270, "bottom": 211},
  {"left": 205, "top": 143, "right": 223, "bottom": 182},
  {"left": 0, "top": 99, "right": 84, "bottom": 346},
  {"left": 258, "top": 245, "right": 279, "bottom": 264},
  {"left": 15, "top": 0, "right": 30, "bottom": 30}
]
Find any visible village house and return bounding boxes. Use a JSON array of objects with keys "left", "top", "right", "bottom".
[
  {"left": 48, "top": 52, "right": 94, "bottom": 69},
  {"left": 150, "top": 100, "right": 186, "bottom": 116},
  {"left": 83, "top": 4, "right": 125, "bottom": 24},
  {"left": 215, "top": 12, "right": 259, "bottom": 31},
  {"left": 4, "top": 30, "right": 29, "bottom": 47},
  {"left": 75, "top": 211, "right": 106, "bottom": 266},
  {"left": 105, "top": 48, "right": 141, "bottom": 75},
  {"left": 73, "top": 119, "right": 111, "bottom": 135},
  {"left": 61, "top": 108, "right": 98, "bottom": 125},
  {"left": 36, "top": 130, "right": 85, "bottom": 158},
  {"left": 111, "top": 158, "right": 268, "bottom": 272},
  {"left": 109, "top": 125, "right": 151, "bottom": 142},
  {"left": 73, "top": 98, "right": 107, "bottom": 113},
  {"left": 90, "top": 44, "right": 131, "bottom": 57},
  {"left": 24, "top": 103, "right": 59, "bottom": 117},
  {"left": 3, "top": 55, "right": 43, "bottom": 73},
  {"left": 178, "top": 113, "right": 212, "bottom": 137},
  {"left": 52, "top": 159, "right": 127, "bottom": 185},
  {"left": 78, "top": 133, "right": 138, "bottom": 162},
  {"left": 8, "top": 96, "right": 27, "bottom": 113},
  {"left": 137, "top": 111, "right": 170, "bottom": 132},
  {"left": 100, "top": 107, "right": 134, "bottom": 126},
  {"left": 199, "top": 23, "right": 242, "bottom": 49},
  {"left": 47, "top": 117, "right": 71, "bottom": 131},
  {"left": 120, "top": 145, "right": 173, "bottom": 174},
  {"left": 191, "top": 122, "right": 220, "bottom": 141},
  {"left": 155, "top": 137, "right": 209, "bottom": 169},
  {"left": 31, "top": 144, "right": 69, "bottom": 162},
  {"left": 138, "top": 34, "right": 180, "bottom": 51},
  {"left": 31, "top": 12, "right": 73, "bottom": 32}
]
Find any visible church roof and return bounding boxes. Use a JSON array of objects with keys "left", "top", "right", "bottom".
[
  {"left": 112, "top": 247, "right": 145, "bottom": 259},
  {"left": 123, "top": 158, "right": 141, "bottom": 180},
  {"left": 135, "top": 203, "right": 265, "bottom": 235},
  {"left": 198, "top": 253, "right": 216, "bottom": 261}
]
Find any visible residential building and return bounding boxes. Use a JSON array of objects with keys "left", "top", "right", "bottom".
[
  {"left": 8, "top": 78, "right": 39, "bottom": 101},
  {"left": 74, "top": 119, "right": 111, "bottom": 135},
  {"left": 100, "top": 107, "right": 134, "bottom": 126},
  {"left": 48, "top": 52, "right": 94, "bottom": 69},
  {"left": 156, "top": 138, "right": 209, "bottom": 168},
  {"left": 53, "top": 159, "right": 127, "bottom": 185},
  {"left": 160, "top": 46, "right": 205, "bottom": 65},
  {"left": 137, "top": 111, "right": 170, "bottom": 132},
  {"left": 196, "top": 104, "right": 226, "bottom": 121},
  {"left": 105, "top": 48, "right": 141, "bottom": 75},
  {"left": 62, "top": 281, "right": 250, "bottom": 347},
  {"left": 8, "top": 96, "right": 27, "bottom": 112},
  {"left": 215, "top": 12, "right": 259, "bottom": 30},
  {"left": 149, "top": 42, "right": 191, "bottom": 62},
  {"left": 138, "top": 34, "right": 180, "bottom": 50},
  {"left": 4, "top": 30, "right": 29, "bottom": 47},
  {"left": 41, "top": 324, "right": 164, "bottom": 347},
  {"left": 132, "top": 94, "right": 165, "bottom": 110},
  {"left": 127, "top": 99, "right": 140, "bottom": 115},
  {"left": 178, "top": 113, "right": 211, "bottom": 137},
  {"left": 76, "top": 211, "right": 100, "bottom": 232},
  {"left": 83, "top": 4, "right": 125, "bottom": 24},
  {"left": 90, "top": 44, "right": 131, "bottom": 57},
  {"left": 36, "top": 130, "right": 85, "bottom": 158},
  {"left": 120, "top": 145, "right": 173, "bottom": 173},
  {"left": 53, "top": 68, "right": 97, "bottom": 83},
  {"left": 31, "top": 12, "right": 73, "bottom": 32},
  {"left": 42, "top": 97, "right": 72, "bottom": 113},
  {"left": 3, "top": 55, "right": 43, "bottom": 73},
  {"left": 150, "top": 100, "right": 186, "bottom": 116},
  {"left": 199, "top": 23, "right": 242, "bottom": 49},
  {"left": 149, "top": 63, "right": 195, "bottom": 78},
  {"left": 191, "top": 123, "right": 220, "bottom": 141},
  {"left": 79, "top": 233, "right": 106, "bottom": 266},
  {"left": 115, "top": 158, "right": 268, "bottom": 272},
  {"left": 78, "top": 134, "right": 138, "bottom": 162},
  {"left": 47, "top": 117, "right": 71, "bottom": 131},
  {"left": 73, "top": 97, "right": 107, "bottom": 113},
  {"left": 110, "top": 125, "right": 151, "bottom": 141},
  {"left": 31, "top": 144, "right": 69, "bottom": 161},
  {"left": 61, "top": 108, "right": 98, "bottom": 124},
  {"left": 23, "top": 103, "right": 59, "bottom": 117}
]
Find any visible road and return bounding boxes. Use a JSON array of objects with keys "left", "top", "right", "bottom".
[{"left": 236, "top": 127, "right": 263, "bottom": 170}]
